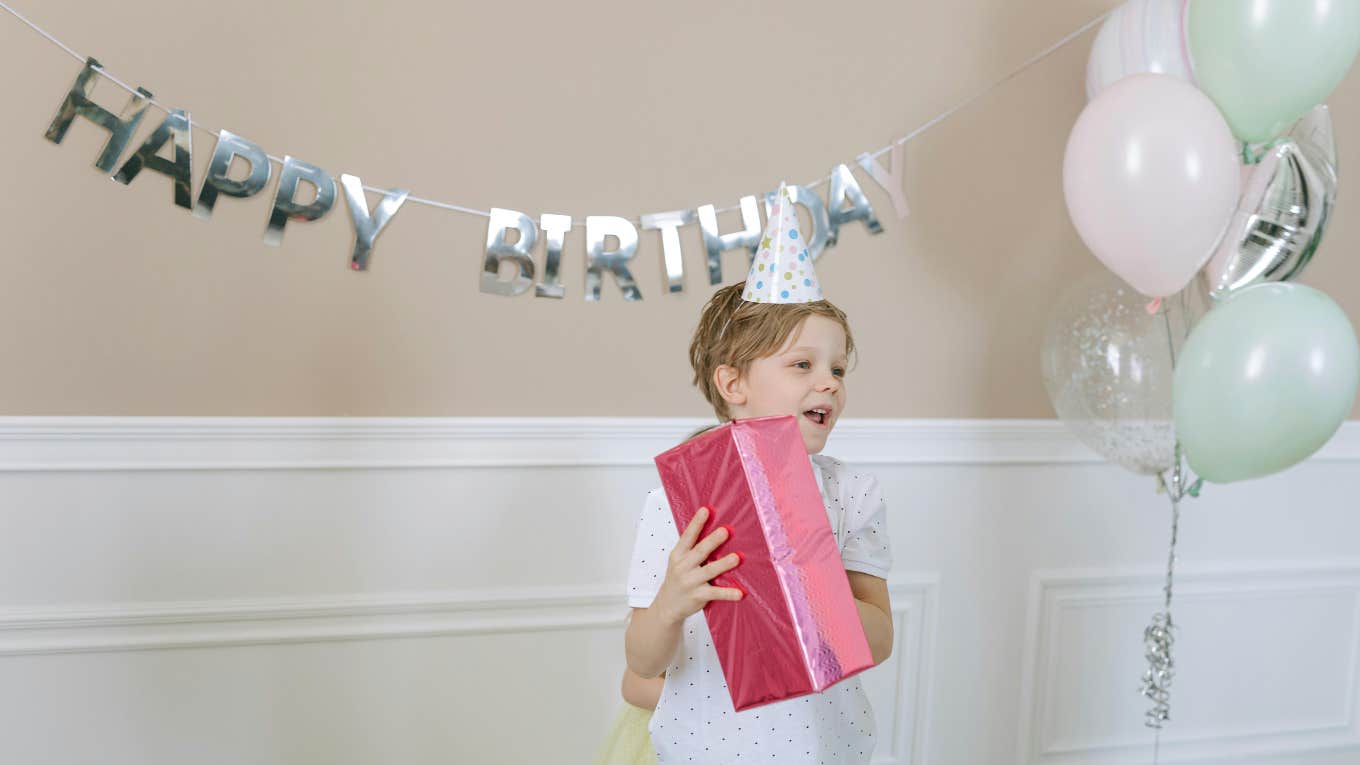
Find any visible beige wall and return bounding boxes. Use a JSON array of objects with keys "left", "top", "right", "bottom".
[{"left": 1, "top": 0, "right": 1357, "bottom": 419}]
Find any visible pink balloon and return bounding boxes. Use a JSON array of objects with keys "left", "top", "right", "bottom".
[{"left": 1063, "top": 73, "right": 1240, "bottom": 297}]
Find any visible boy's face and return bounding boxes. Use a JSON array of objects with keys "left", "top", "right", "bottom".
[{"left": 726, "top": 314, "right": 849, "bottom": 454}]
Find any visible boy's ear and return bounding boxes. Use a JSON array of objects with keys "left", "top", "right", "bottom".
[{"left": 713, "top": 364, "right": 747, "bottom": 407}]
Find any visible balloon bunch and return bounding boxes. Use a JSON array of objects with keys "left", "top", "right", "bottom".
[{"left": 1045, "top": 0, "right": 1360, "bottom": 746}]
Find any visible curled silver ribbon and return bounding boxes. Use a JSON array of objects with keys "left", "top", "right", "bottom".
[
  {"left": 1139, "top": 309, "right": 1198, "bottom": 743},
  {"left": 1140, "top": 610, "right": 1175, "bottom": 728}
]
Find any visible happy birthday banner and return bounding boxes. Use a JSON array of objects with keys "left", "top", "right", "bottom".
[{"left": 4, "top": 2, "right": 1108, "bottom": 303}]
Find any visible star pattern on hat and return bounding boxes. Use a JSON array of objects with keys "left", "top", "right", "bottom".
[{"left": 741, "top": 184, "right": 824, "bottom": 304}]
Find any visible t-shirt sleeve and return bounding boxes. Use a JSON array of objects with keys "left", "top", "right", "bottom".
[
  {"left": 627, "top": 488, "right": 679, "bottom": 608},
  {"left": 841, "top": 472, "right": 893, "bottom": 580}
]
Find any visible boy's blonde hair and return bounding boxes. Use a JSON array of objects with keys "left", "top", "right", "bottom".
[{"left": 689, "top": 281, "right": 855, "bottom": 422}]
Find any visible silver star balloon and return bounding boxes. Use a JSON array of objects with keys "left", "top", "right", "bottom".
[{"left": 1201, "top": 105, "right": 1338, "bottom": 300}]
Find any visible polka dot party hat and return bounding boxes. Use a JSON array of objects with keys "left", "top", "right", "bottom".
[{"left": 742, "top": 183, "right": 824, "bottom": 304}]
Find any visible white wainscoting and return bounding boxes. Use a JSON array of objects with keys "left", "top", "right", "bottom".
[
  {"left": 1017, "top": 566, "right": 1360, "bottom": 765},
  {"left": 0, "top": 418, "right": 1357, "bottom": 765}
]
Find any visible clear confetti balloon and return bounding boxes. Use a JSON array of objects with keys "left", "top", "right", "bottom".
[{"left": 1041, "top": 269, "right": 1206, "bottom": 475}]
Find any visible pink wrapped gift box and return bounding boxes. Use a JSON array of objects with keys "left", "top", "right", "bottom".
[{"left": 653, "top": 415, "right": 873, "bottom": 711}]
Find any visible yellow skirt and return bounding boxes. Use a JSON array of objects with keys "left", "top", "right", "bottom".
[{"left": 592, "top": 702, "right": 658, "bottom": 765}]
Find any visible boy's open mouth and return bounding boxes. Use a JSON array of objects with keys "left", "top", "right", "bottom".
[{"left": 803, "top": 408, "right": 831, "bottom": 426}]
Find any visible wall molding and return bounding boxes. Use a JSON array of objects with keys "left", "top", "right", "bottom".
[
  {"left": 0, "top": 417, "right": 1357, "bottom": 472},
  {"left": 0, "top": 585, "right": 627, "bottom": 657},
  {"left": 0, "top": 577, "right": 934, "bottom": 661},
  {"left": 878, "top": 576, "right": 940, "bottom": 765},
  {"left": 0, "top": 577, "right": 938, "bottom": 763},
  {"left": 1016, "top": 563, "right": 1360, "bottom": 765},
  {"left": 0, "top": 577, "right": 937, "bottom": 764}
]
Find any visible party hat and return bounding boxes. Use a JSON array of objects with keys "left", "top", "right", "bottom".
[{"left": 742, "top": 183, "right": 823, "bottom": 303}]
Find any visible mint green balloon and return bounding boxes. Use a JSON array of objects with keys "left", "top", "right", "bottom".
[
  {"left": 1188, "top": 0, "right": 1360, "bottom": 144},
  {"left": 1174, "top": 283, "right": 1359, "bottom": 482}
]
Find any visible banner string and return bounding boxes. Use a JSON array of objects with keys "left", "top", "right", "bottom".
[{"left": 0, "top": 1, "right": 1112, "bottom": 224}]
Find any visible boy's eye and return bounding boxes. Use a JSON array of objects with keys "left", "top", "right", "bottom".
[
  {"left": 794, "top": 361, "right": 811, "bottom": 370},
  {"left": 833, "top": 368, "right": 846, "bottom": 378}
]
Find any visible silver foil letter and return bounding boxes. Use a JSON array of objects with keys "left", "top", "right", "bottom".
[
  {"left": 481, "top": 208, "right": 538, "bottom": 296},
  {"left": 263, "top": 156, "right": 338, "bottom": 246},
  {"left": 826, "top": 164, "right": 883, "bottom": 246},
  {"left": 341, "top": 175, "right": 409, "bottom": 272},
  {"left": 193, "top": 129, "right": 272, "bottom": 221},
  {"left": 45, "top": 57, "right": 154, "bottom": 173},
  {"left": 585, "top": 216, "right": 642, "bottom": 302},
  {"left": 536, "top": 213, "right": 571, "bottom": 299},
  {"left": 113, "top": 108, "right": 193, "bottom": 210},
  {"left": 697, "top": 196, "right": 760, "bottom": 285},
  {"left": 856, "top": 144, "right": 910, "bottom": 219},
  {"left": 640, "top": 209, "right": 694, "bottom": 294}
]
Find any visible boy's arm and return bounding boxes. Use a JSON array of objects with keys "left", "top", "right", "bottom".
[
  {"left": 621, "top": 667, "right": 666, "bottom": 710},
  {"left": 626, "top": 506, "right": 744, "bottom": 678},
  {"left": 848, "top": 571, "right": 893, "bottom": 664},
  {"left": 625, "top": 606, "right": 683, "bottom": 678}
]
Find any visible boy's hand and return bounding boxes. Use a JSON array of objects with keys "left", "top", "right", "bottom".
[{"left": 653, "top": 506, "right": 744, "bottom": 626}]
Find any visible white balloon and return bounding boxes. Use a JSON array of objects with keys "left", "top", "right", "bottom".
[
  {"left": 1086, "top": 0, "right": 1195, "bottom": 101},
  {"left": 1063, "top": 75, "right": 1241, "bottom": 298}
]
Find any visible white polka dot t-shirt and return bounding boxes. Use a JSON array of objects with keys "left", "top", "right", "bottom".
[{"left": 627, "top": 453, "right": 893, "bottom": 764}]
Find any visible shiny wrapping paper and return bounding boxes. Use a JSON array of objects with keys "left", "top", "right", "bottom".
[{"left": 653, "top": 415, "right": 873, "bottom": 711}]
